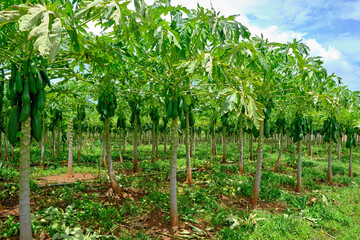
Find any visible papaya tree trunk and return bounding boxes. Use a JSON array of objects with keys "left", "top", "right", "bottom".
[
  {"left": 77, "top": 119, "right": 82, "bottom": 162},
  {"left": 349, "top": 147, "right": 353, "bottom": 177},
  {"left": 119, "top": 129, "right": 123, "bottom": 163},
  {"left": 274, "top": 127, "right": 283, "bottom": 171},
  {"left": 238, "top": 115, "right": 244, "bottom": 175},
  {"left": 10, "top": 144, "right": 13, "bottom": 159},
  {"left": 67, "top": 118, "right": 74, "bottom": 178},
  {"left": 185, "top": 112, "right": 192, "bottom": 185},
  {"left": 151, "top": 123, "right": 156, "bottom": 163},
  {"left": 19, "top": 117, "right": 32, "bottom": 240},
  {"left": 250, "top": 121, "right": 264, "bottom": 206},
  {"left": 105, "top": 118, "right": 122, "bottom": 194},
  {"left": 193, "top": 129, "right": 196, "bottom": 168},
  {"left": 123, "top": 131, "right": 126, "bottom": 153},
  {"left": 249, "top": 134, "right": 253, "bottom": 161},
  {"left": 4, "top": 132, "right": 8, "bottom": 161},
  {"left": 40, "top": 126, "right": 46, "bottom": 170},
  {"left": 156, "top": 128, "right": 160, "bottom": 159},
  {"left": 164, "top": 128, "right": 167, "bottom": 155},
  {"left": 133, "top": 117, "right": 139, "bottom": 173},
  {"left": 327, "top": 139, "right": 333, "bottom": 184},
  {"left": 102, "top": 132, "right": 106, "bottom": 167},
  {"left": 222, "top": 127, "right": 226, "bottom": 164},
  {"left": 0, "top": 131, "right": 2, "bottom": 159},
  {"left": 170, "top": 118, "right": 179, "bottom": 227},
  {"left": 308, "top": 133, "right": 312, "bottom": 157},
  {"left": 337, "top": 140, "right": 341, "bottom": 161},
  {"left": 296, "top": 140, "right": 302, "bottom": 193}
]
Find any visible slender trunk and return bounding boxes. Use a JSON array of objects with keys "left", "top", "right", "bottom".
[
  {"left": 349, "top": 147, "right": 353, "bottom": 177},
  {"left": 151, "top": 124, "right": 156, "bottom": 163},
  {"left": 274, "top": 127, "right": 283, "bottom": 171},
  {"left": 67, "top": 118, "right": 74, "bottom": 178},
  {"left": 209, "top": 135, "right": 213, "bottom": 167},
  {"left": 133, "top": 118, "right": 139, "bottom": 173},
  {"left": 148, "top": 131, "right": 151, "bottom": 145},
  {"left": 308, "top": 133, "right": 312, "bottom": 157},
  {"left": 105, "top": 118, "right": 122, "bottom": 194},
  {"left": 119, "top": 129, "right": 123, "bottom": 163},
  {"left": 77, "top": 119, "right": 82, "bottom": 162},
  {"left": 170, "top": 118, "right": 179, "bottom": 227},
  {"left": 250, "top": 121, "right": 264, "bottom": 206},
  {"left": 293, "top": 141, "right": 296, "bottom": 158},
  {"left": 164, "top": 128, "right": 167, "bottom": 155},
  {"left": 270, "top": 136, "right": 274, "bottom": 154},
  {"left": 0, "top": 131, "right": 2, "bottom": 159},
  {"left": 206, "top": 134, "right": 209, "bottom": 169},
  {"left": 190, "top": 130, "right": 193, "bottom": 158},
  {"left": 327, "top": 139, "right": 333, "bottom": 184},
  {"left": 238, "top": 115, "right": 244, "bottom": 175},
  {"left": 40, "top": 130, "right": 46, "bottom": 170},
  {"left": 296, "top": 140, "right": 302, "bottom": 193},
  {"left": 337, "top": 140, "right": 341, "bottom": 161},
  {"left": 185, "top": 112, "right": 192, "bottom": 185},
  {"left": 193, "top": 130, "right": 196, "bottom": 168},
  {"left": 102, "top": 133, "right": 106, "bottom": 167},
  {"left": 232, "top": 133, "right": 235, "bottom": 151},
  {"left": 249, "top": 134, "right": 253, "bottom": 161},
  {"left": 156, "top": 129, "right": 160, "bottom": 159},
  {"left": 4, "top": 132, "right": 8, "bottom": 161},
  {"left": 52, "top": 130, "right": 55, "bottom": 158},
  {"left": 19, "top": 117, "right": 32, "bottom": 239},
  {"left": 324, "top": 141, "right": 327, "bottom": 155},
  {"left": 222, "top": 127, "right": 226, "bottom": 163}
]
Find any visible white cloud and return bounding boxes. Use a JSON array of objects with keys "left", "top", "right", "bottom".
[{"left": 305, "top": 39, "right": 341, "bottom": 61}]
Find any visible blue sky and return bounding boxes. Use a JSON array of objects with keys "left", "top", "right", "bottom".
[{"left": 169, "top": 0, "right": 360, "bottom": 91}]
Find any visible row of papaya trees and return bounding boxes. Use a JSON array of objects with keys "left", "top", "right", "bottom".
[{"left": 0, "top": 0, "right": 359, "bottom": 239}]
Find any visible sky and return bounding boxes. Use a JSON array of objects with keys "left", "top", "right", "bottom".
[{"left": 89, "top": 0, "right": 360, "bottom": 91}]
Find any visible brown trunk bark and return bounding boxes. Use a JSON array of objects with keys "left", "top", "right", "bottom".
[
  {"left": 274, "top": 127, "right": 283, "bottom": 171},
  {"left": 327, "top": 139, "right": 333, "bottom": 184},
  {"left": 185, "top": 112, "right": 192, "bottom": 185},
  {"left": 19, "top": 117, "right": 32, "bottom": 239},
  {"left": 67, "top": 118, "right": 74, "bottom": 178},
  {"left": 170, "top": 118, "right": 179, "bottom": 227},
  {"left": 349, "top": 147, "right": 353, "bottom": 177},
  {"left": 250, "top": 122, "right": 264, "bottom": 206},
  {"left": 296, "top": 140, "right": 302, "bottom": 193}
]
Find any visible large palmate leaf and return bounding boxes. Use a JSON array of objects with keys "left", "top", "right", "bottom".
[
  {"left": 0, "top": 10, "right": 20, "bottom": 25},
  {"left": 19, "top": 4, "right": 46, "bottom": 31}
]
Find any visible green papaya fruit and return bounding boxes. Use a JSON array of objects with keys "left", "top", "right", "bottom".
[
  {"left": 11, "top": 63, "right": 17, "bottom": 82},
  {"left": 30, "top": 60, "right": 37, "bottom": 75},
  {"left": 172, "top": 98, "right": 179, "bottom": 119},
  {"left": 15, "top": 71, "right": 23, "bottom": 94},
  {"left": 252, "top": 125, "right": 259, "bottom": 138},
  {"left": 31, "top": 95, "right": 38, "bottom": 116},
  {"left": 36, "top": 71, "right": 44, "bottom": 91},
  {"left": 8, "top": 106, "right": 20, "bottom": 145},
  {"left": 21, "top": 80, "right": 30, "bottom": 104},
  {"left": 37, "top": 90, "right": 45, "bottom": 111},
  {"left": 353, "top": 136, "right": 357, "bottom": 147},
  {"left": 29, "top": 74, "right": 37, "bottom": 95},
  {"left": 31, "top": 114, "right": 42, "bottom": 142},
  {"left": 23, "top": 60, "right": 29, "bottom": 76},
  {"left": 19, "top": 103, "right": 31, "bottom": 122},
  {"left": 264, "top": 119, "right": 270, "bottom": 138}
]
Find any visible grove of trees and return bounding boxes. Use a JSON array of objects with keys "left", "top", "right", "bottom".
[{"left": 0, "top": 0, "right": 359, "bottom": 239}]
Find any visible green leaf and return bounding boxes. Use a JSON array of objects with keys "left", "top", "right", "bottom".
[
  {"left": 19, "top": 4, "right": 46, "bottom": 31},
  {"left": 73, "top": 0, "right": 103, "bottom": 20}
]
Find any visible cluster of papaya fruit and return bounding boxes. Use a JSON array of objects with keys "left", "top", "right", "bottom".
[
  {"left": 77, "top": 104, "right": 86, "bottom": 122},
  {"left": 97, "top": 92, "right": 117, "bottom": 122},
  {"left": 321, "top": 116, "right": 339, "bottom": 143},
  {"left": 345, "top": 127, "right": 357, "bottom": 148},
  {"left": 289, "top": 113, "right": 311, "bottom": 143},
  {"left": 165, "top": 87, "right": 195, "bottom": 125},
  {"left": 129, "top": 98, "right": 140, "bottom": 127},
  {"left": 6, "top": 60, "right": 50, "bottom": 145},
  {"left": 149, "top": 107, "right": 160, "bottom": 126}
]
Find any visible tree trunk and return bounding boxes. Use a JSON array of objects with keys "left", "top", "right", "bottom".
[
  {"left": 0, "top": 131, "right": 2, "bottom": 159},
  {"left": 296, "top": 140, "right": 302, "bottom": 193},
  {"left": 249, "top": 134, "right": 254, "bottom": 161},
  {"left": 337, "top": 140, "right": 341, "bottom": 161},
  {"left": 222, "top": 127, "right": 226, "bottom": 164},
  {"left": 164, "top": 128, "right": 167, "bottom": 155},
  {"left": 102, "top": 133, "right": 106, "bottom": 167},
  {"left": 40, "top": 130, "right": 46, "bottom": 170},
  {"left": 327, "top": 139, "right": 333, "bottom": 184},
  {"left": 193, "top": 129, "right": 196, "bottom": 168},
  {"left": 185, "top": 112, "right": 192, "bottom": 185},
  {"left": 293, "top": 141, "right": 296, "bottom": 158},
  {"left": 77, "top": 119, "right": 82, "bottom": 162},
  {"left": 238, "top": 115, "right": 244, "bottom": 175},
  {"left": 105, "top": 118, "right": 122, "bottom": 194},
  {"left": 67, "top": 118, "right": 74, "bottom": 178},
  {"left": 170, "top": 118, "right": 179, "bottom": 227},
  {"left": 308, "top": 133, "right": 312, "bottom": 157},
  {"left": 19, "top": 117, "right": 32, "bottom": 239},
  {"left": 156, "top": 129, "right": 160, "bottom": 159},
  {"left": 206, "top": 133, "right": 209, "bottom": 169},
  {"left": 324, "top": 141, "right": 327, "bottom": 155},
  {"left": 349, "top": 147, "right": 353, "bottom": 177},
  {"left": 133, "top": 118, "right": 139, "bottom": 173},
  {"left": 123, "top": 131, "right": 126, "bottom": 153},
  {"left": 119, "top": 129, "right": 123, "bottom": 163},
  {"left": 274, "top": 127, "right": 283, "bottom": 171},
  {"left": 151, "top": 124, "right": 156, "bottom": 163},
  {"left": 270, "top": 136, "right": 274, "bottom": 154},
  {"left": 250, "top": 122, "right": 264, "bottom": 206},
  {"left": 4, "top": 131, "right": 8, "bottom": 161}
]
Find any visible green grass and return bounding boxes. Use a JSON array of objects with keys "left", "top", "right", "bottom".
[{"left": 1, "top": 137, "right": 359, "bottom": 239}]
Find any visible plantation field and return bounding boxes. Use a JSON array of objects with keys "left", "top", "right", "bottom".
[{"left": 1, "top": 139, "right": 359, "bottom": 239}]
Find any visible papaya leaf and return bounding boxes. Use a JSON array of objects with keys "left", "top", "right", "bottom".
[{"left": 19, "top": 4, "right": 46, "bottom": 31}]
